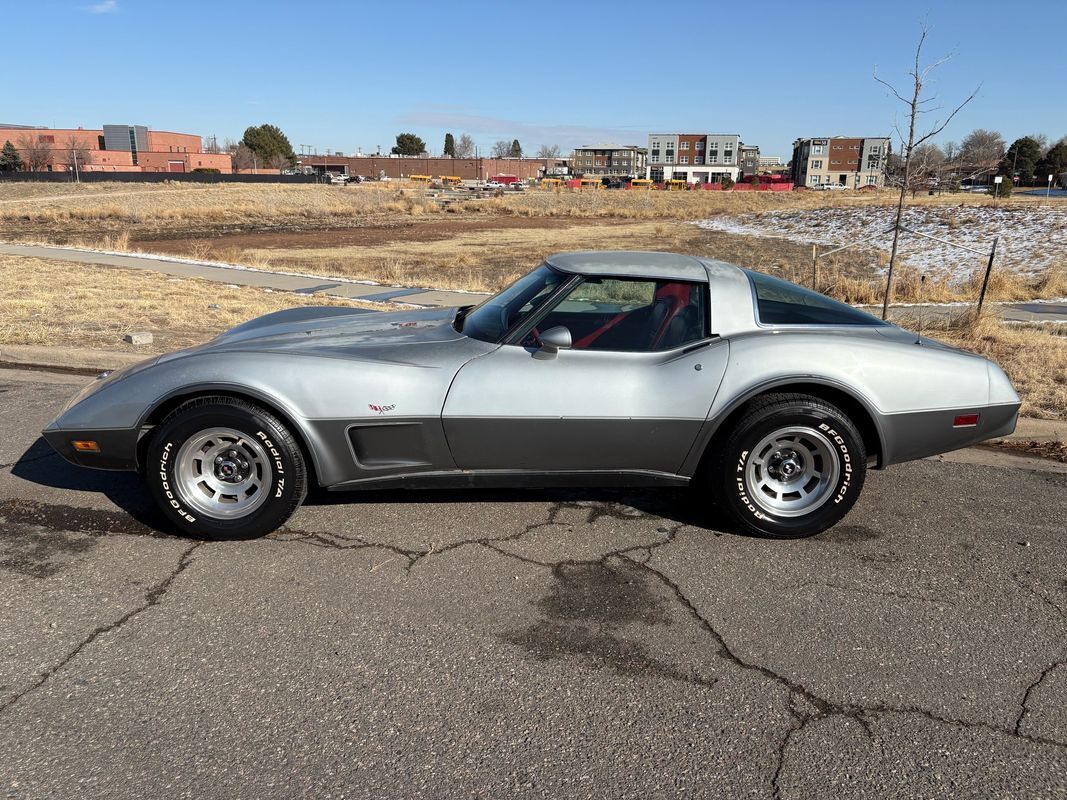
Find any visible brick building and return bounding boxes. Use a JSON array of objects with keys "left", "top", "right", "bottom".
[
  {"left": 1, "top": 123, "right": 232, "bottom": 173},
  {"left": 646, "top": 133, "right": 746, "bottom": 184},
  {"left": 790, "top": 136, "right": 890, "bottom": 188},
  {"left": 297, "top": 155, "right": 565, "bottom": 181}
]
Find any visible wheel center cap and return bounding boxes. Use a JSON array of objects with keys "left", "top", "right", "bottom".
[
  {"left": 779, "top": 458, "right": 802, "bottom": 480},
  {"left": 217, "top": 460, "right": 238, "bottom": 480}
]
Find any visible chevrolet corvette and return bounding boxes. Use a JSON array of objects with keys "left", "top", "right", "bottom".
[{"left": 43, "top": 252, "right": 1020, "bottom": 539}]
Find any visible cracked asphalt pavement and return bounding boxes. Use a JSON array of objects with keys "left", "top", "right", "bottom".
[{"left": 1, "top": 368, "right": 1065, "bottom": 798}]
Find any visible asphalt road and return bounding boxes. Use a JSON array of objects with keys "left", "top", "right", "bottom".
[{"left": 1, "top": 369, "right": 1065, "bottom": 799}]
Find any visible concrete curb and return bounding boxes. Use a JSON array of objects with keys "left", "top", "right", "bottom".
[{"left": 0, "top": 344, "right": 149, "bottom": 372}]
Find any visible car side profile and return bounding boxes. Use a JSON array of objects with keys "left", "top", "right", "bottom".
[{"left": 43, "top": 251, "right": 1020, "bottom": 539}]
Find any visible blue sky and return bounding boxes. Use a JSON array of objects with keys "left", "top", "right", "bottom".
[{"left": 5, "top": 1, "right": 1065, "bottom": 159}]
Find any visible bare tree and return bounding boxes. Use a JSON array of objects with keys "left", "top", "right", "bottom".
[
  {"left": 958, "top": 129, "right": 1005, "bottom": 182},
  {"left": 267, "top": 152, "right": 290, "bottom": 170},
  {"left": 535, "top": 144, "right": 561, "bottom": 159},
  {"left": 229, "top": 141, "right": 257, "bottom": 172},
  {"left": 62, "top": 135, "right": 92, "bottom": 175},
  {"left": 454, "top": 133, "right": 475, "bottom": 159},
  {"left": 490, "top": 140, "right": 512, "bottom": 159},
  {"left": 874, "top": 25, "right": 979, "bottom": 319},
  {"left": 16, "top": 134, "right": 53, "bottom": 172}
]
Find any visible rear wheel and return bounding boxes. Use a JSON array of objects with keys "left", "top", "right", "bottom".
[
  {"left": 145, "top": 396, "right": 307, "bottom": 539},
  {"left": 707, "top": 393, "right": 866, "bottom": 538}
]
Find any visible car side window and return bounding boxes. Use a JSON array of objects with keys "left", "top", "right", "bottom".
[
  {"left": 526, "top": 277, "right": 708, "bottom": 352},
  {"left": 748, "top": 270, "right": 888, "bottom": 326}
]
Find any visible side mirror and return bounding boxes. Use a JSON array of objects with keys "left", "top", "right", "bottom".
[{"left": 533, "top": 326, "right": 572, "bottom": 360}]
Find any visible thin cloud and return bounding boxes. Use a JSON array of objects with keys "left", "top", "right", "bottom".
[
  {"left": 87, "top": 0, "right": 119, "bottom": 13},
  {"left": 395, "top": 110, "right": 649, "bottom": 150}
]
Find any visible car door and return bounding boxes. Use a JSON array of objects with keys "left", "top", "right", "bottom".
[{"left": 442, "top": 276, "right": 729, "bottom": 475}]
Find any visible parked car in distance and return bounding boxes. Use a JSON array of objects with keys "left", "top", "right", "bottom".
[
  {"left": 813, "top": 183, "right": 847, "bottom": 191},
  {"left": 43, "top": 252, "right": 1019, "bottom": 541},
  {"left": 510, "top": 181, "right": 526, "bottom": 191},
  {"left": 484, "top": 180, "right": 506, "bottom": 190}
]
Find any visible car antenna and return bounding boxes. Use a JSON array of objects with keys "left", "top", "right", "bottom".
[{"left": 916, "top": 274, "right": 926, "bottom": 345}]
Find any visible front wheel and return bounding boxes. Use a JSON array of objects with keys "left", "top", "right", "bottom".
[
  {"left": 145, "top": 396, "right": 307, "bottom": 539},
  {"left": 707, "top": 393, "right": 867, "bottom": 538}
]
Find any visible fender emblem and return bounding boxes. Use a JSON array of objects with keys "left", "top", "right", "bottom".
[{"left": 368, "top": 404, "right": 396, "bottom": 414}]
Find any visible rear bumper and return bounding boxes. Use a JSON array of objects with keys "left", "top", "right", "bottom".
[
  {"left": 41, "top": 425, "right": 141, "bottom": 471},
  {"left": 880, "top": 402, "right": 1020, "bottom": 466}
]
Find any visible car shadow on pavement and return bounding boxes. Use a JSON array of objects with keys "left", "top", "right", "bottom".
[
  {"left": 10, "top": 436, "right": 734, "bottom": 537},
  {"left": 10, "top": 436, "right": 172, "bottom": 534},
  {"left": 301, "top": 485, "right": 720, "bottom": 530}
]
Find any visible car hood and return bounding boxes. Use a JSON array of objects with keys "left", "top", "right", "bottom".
[{"left": 160, "top": 305, "right": 480, "bottom": 366}]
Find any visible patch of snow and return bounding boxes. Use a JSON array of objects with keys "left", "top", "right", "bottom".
[{"left": 695, "top": 205, "right": 1066, "bottom": 280}]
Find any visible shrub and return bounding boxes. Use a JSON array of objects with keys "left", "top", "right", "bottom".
[{"left": 990, "top": 176, "right": 1012, "bottom": 197}]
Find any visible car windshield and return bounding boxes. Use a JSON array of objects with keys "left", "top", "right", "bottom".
[{"left": 458, "top": 264, "right": 569, "bottom": 343}]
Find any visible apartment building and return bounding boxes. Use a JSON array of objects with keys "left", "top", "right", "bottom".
[
  {"left": 569, "top": 144, "right": 646, "bottom": 177},
  {"left": 646, "top": 133, "right": 743, "bottom": 183},
  {"left": 790, "top": 136, "right": 890, "bottom": 188},
  {"left": 740, "top": 144, "right": 760, "bottom": 178}
]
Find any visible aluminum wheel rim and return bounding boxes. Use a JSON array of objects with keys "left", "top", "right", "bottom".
[
  {"left": 744, "top": 426, "right": 840, "bottom": 518},
  {"left": 175, "top": 427, "right": 272, "bottom": 519}
]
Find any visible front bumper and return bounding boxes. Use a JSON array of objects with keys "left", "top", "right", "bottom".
[{"left": 41, "top": 425, "right": 141, "bottom": 471}]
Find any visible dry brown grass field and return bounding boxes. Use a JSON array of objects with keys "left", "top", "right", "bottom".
[
  {"left": 1, "top": 181, "right": 1060, "bottom": 305},
  {"left": 0, "top": 254, "right": 369, "bottom": 354},
  {"left": 0, "top": 182, "right": 1063, "bottom": 419}
]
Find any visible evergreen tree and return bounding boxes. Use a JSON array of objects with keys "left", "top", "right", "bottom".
[
  {"left": 240, "top": 124, "right": 296, "bottom": 168},
  {"left": 509, "top": 139, "right": 523, "bottom": 158},
  {"left": 391, "top": 133, "right": 427, "bottom": 156},
  {"left": 0, "top": 140, "right": 22, "bottom": 172},
  {"left": 1035, "top": 138, "right": 1067, "bottom": 185},
  {"left": 998, "top": 137, "right": 1043, "bottom": 185},
  {"left": 443, "top": 133, "right": 455, "bottom": 157}
]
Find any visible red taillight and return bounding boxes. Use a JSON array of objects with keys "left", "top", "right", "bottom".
[{"left": 953, "top": 414, "right": 980, "bottom": 428}]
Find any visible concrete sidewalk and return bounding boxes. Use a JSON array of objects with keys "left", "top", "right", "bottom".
[{"left": 0, "top": 242, "right": 492, "bottom": 309}]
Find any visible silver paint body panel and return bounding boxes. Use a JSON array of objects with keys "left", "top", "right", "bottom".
[{"left": 43, "top": 252, "right": 1020, "bottom": 487}]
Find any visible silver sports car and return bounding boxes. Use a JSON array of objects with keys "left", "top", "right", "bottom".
[{"left": 43, "top": 251, "right": 1020, "bottom": 539}]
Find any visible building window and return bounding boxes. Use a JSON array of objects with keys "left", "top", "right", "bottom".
[
  {"left": 833, "top": 145, "right": 843, "bottom": 150},
  {"left": 812, "top": 160, "right": 823, "bottom": 169},
  {"left": 812, "top": 145, "right": 824, "bottom": 154},
  {"left": 651, "top": 141, "right": 659, "bottom": 149},
  {"left": 694, "top": 157, "right": 703, "bottom": 164},
  {"left": 811, "top": 175, "right": 820, "bottom": 185},
  {"left": 680, "top": 156, "right": 689, "bottom": 164},
  {"left": 724, "top": 150, "right": 733, "bottom": 162},
  {"left": 651, "top": 155, "right": 659, "bottom": 163},
  {"left": 680, "top": 142, "right": 689, "bottom": 150},
  {"left": 695, "top": 141, "right": 704, "bottom": 151}
]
